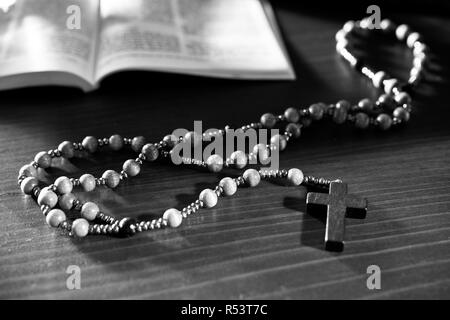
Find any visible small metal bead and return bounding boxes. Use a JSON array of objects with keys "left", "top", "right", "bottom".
[{"left": 40, "top": 205, "right": 51, "bottom": 216}]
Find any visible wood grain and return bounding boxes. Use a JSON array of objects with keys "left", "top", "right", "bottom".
[{"left": 1, "top": 4, "right": 449, "bottom": 299}]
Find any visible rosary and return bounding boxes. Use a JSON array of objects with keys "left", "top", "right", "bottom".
[{"left": 17, "top": 18, "right": 427, "bottom": 252}]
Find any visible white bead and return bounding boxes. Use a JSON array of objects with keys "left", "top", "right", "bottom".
[
  {"left": 72, "top": 218, "right": 89, "bottom": 237},
  {"left": 163, "top": 208, "right": 182, "bottom": 228},
  {"left": 372, "top": 71, "right": 387, "bottom": 88},
  {"left": 287, "top": 168, "right": 304, "bottom": 186},
  {"left": 55, "top": 176, "right": 73, "bottom": 194},
  {"left": 20, "top": 177, "right": 38, "bottom": 195},
  {"left": 19, "top": 163, "right": 37, "bottom": 177},
  {"left": 80, "top": 173, "right": 96, "bottom": 192},
  {"left": 243, "top": 169, "right": 260, "bottom": 187},
  {"left": 206, "top": 154, "right": 223, "bottom": 173},
  {"left": 59, "top": 193, "right": 76, "bottom": 211},
  {"left": 270, "top": 134, "right": 287, "bottom": 151},
  {"left": 34, "top": 151, "right": 52, "bottom": 169},
  {"left": 396, "top": 24, "right": 410, "bottom": 41},
  {"left": 219, "top": 177, "right": 237, "bottom": 196},
  {"left": 37, "top": 187, "right": 58, "bottom": 208},
  {"left": 46, "top": 209, "right": 66, "bottom": 228},
  {"left": 199, "top": 189, "right": 218, "bottom": 208},
  {"left": 384, "top": 78, "right": 399, "bottom": 94},
  {"left": 230, "top": 151, "right": 247, "bottom": 169},
  {"left": 406, "top": 32, "right": 421, "bottom": 48},
  {"left": 81, "top": 202, "right": 99, "bottom": 221},
  {"left": 252, "top": 144, "right": 269, "bottom": 163},
  {"left": 343, "top": 21, "right": 355, "bottom": 33}
]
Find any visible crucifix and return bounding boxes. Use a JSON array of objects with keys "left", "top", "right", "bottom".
[{"left": 306, "top": 180, "right": 368, "bottom": 252}]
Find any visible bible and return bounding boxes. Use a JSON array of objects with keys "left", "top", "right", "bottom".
[{"left": 0, "top": 0, "right": 294, "bottom": 92}]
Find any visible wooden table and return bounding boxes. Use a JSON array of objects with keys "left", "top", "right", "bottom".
[{"left": 1, "top": 3, "right": 449, "bottom": 299}]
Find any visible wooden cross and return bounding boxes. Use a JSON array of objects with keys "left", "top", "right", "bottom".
[{"left": 306, "top": 180, "right": 368, "bottom": 252}]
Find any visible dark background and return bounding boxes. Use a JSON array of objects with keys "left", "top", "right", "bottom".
[{"left": 0, "top": 1, "right": 449, "bottom": 299}]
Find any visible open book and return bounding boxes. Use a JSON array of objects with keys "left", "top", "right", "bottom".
[{"left": 0, "top": 0, "right": 294, "bottom": 92}]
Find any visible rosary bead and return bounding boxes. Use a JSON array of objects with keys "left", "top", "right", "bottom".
[
  {"left": 243, "top": 169, "right": 260, "bottom": 187},
  {"left": 380, "top": 19, "right": 395, "bottom": 32},
  {"left": 377, "top": 94, "right": 396, "bottom": 110},
  {"left": 184, "top": 131, "right": 202, "bottom": 148},
  {"left": 34, "top": 151, "right": 52, "bottom": 169},
  {"left": 20, "top": 177, "right": 38, "bottom": 195},
  {"left": 357, "top": 98, "right": 373, "bottom": 112},
  {"left": 287, "top": 168, "right": 304, "bottom": 186},
  {"left": 284, "top": 107, "right": 300, "bottom": 123},
  {"left": 270, "top": 134, "right": 287, "bottom": 151},
  {"left": 407, "top": 32, "right": 421, "bottom": 49},
  {"left": 54, "top": 176, "right": 73, "bottom": 194},
  {"left": 393, "top": 107, "right": 410, "bottom": 122},
  {"left": 354, "top": 112, "right": 370, "bottom": 129},
  {"left": 80, "top": 173, "right": 96, "bottom": 192},
  {"left": 58, "top": 141, "right": 75, "bottom": 158},
  {"left": 123, "top": 159, "right": 141, "bottom": 176},
  {"left": 285, "top": 123, "right": 301, "bottom": 138},
  {"left": 333, "top": 104, "right": 348, "bottom": 124},
  {"left": 384, "top": 78, "right": 399, "bottom": 95},
  {"left": 252, "top": 143, "right": 270, "bottom": 163},
  {"left": 59, "top": 193, "right": 76, "bottom": 211},
  {"left": 19, "top": 163, "right": 37, "bottom": 177},
  {"left": 81, "top": 202, "right": 99, "bottom": 221},
  {"left": 142, "top": 143, "right": 159, "bottom": 161},
  {"left": 163, "top": 134, "right": 178, "bottom": 148},
  {"left": 72, "top": 218, "right": 89, "bottom": 237},
  {"left": 163, "top": 209, "right": 182, "bottom": 228},
  {"left": 37, "top": 187, "right": 58, "bottom": 208},
  {"left": 109, "top": 134, "right": 124, "bottom": 151},
  {"left": 82, "top": 136, "right": 98, "bottom": 153},
  {"left": 343, "top": 20, "right": 355, "bottom": 33},
  {"left": 376, "top": 114, "right": 393, "bottom": 130},
  {"left": 394, "top": 92, "right": 412, "bottom": 105},
  {"left": 260, "top": 113, "right": 277, "bottom": 128},
  {"left": 102, "top": 170, "right": 121, "bottom": 188},
  {"left": 199, "top": 189, "right": 218, "bottom": 208},
  {"left": 372, "top": 71, "right": 388, "bottom": 89},
  {"left": 230, "top": 150, "right": 247, "bottom": 169},
  {"left": 206, "top": 154, "right": 223, "bottom": 173},
  {"left": 131, "top": 136, "right": 146, "bottom": 153},
  {"left": 308, "top": 103, "right": 324, "bottom": 121},
  {"left": 219, "top": 177, "right": 237, "bottom": 196},
  {"left": 46, "top": 209, "right": 66, "bottom": 228},
  {"left": 396, "top": 24, "right": 410, "bottom": 41}
]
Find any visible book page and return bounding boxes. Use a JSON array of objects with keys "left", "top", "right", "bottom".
[
  {"left": 95, "top": 0, "right": 294, "bottom": 81},
  {"left": 0, "top": 0, "right": 99, "bottom": 88}
]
